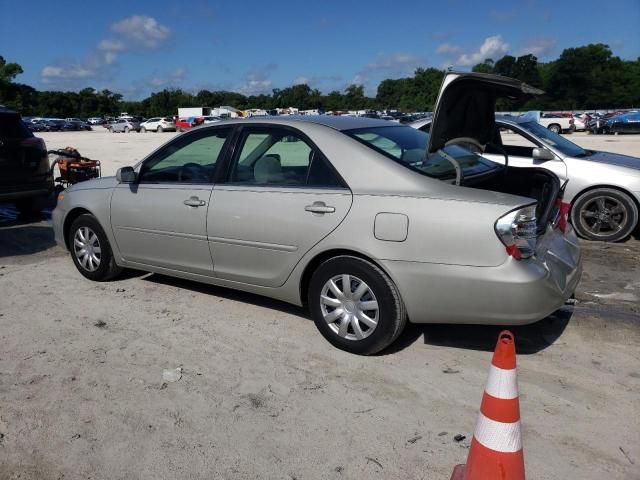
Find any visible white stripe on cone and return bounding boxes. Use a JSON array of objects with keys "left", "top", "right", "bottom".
[
  {"left": 474, "top": 413, "right": 523, "bottom": 453},
  {"left": 484, "top": 364, "right": 519, "bottom": 400}
]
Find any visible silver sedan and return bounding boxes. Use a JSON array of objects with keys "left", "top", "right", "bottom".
[
  {"left": 411, "top": 115, "right": 640, "bottom": 242},
  {"left": 52, "top": 73, "right": 581, "bottom": 354}
]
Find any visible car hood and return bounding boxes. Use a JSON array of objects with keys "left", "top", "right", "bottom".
[
  {"left": 581, "top": 151, "right": 640, "bottom": 171},
  {"left": 428, "top": 72, "right": 543, "bottom": 154},
  {"left": 67, "top": 176, "right": 119, "bottom": 192}
]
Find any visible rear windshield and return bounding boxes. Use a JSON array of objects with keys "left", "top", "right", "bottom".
[
  {"left": 0, "top": 113, "right": 33, "bottom": 139},
  {"left": 344, "top": 125, "right": 499, "bottom": 180}
]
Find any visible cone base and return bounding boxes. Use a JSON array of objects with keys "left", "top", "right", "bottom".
[{"left": 450, "top": 464, "right": 465, "bottom": 480}]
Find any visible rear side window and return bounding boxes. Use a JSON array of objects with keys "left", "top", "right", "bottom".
[
  {"left": 346, "top": 125, "right": 499, "bottom": 180},
  {"left": 228, "top": 128, "right": 344, "bottom": 188},
  {"left": 0, "top": 114, "right": 33, "bottom": 139}
]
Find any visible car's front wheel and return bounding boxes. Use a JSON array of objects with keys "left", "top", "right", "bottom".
[
  {"left": 69, "top": 214, "right": 122, "bottom": 281},
  {"left": 157, "top": 126, "right": 163, "bottom": 133},
  {"left": 571, "top": 188, "right": 638, "bottom": 242},
  {"left": 308, "top": 256, "right": 407, "bottom": 355},
  {"left": 140, "top": 126, "right": 146, "bottom": 133},
  {"left": 548, "top": 123, "right": 561, "bottom": 134}
]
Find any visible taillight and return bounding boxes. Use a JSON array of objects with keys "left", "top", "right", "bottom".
[{"left": 495, "top": 205, "right": 537, "bottom": 259}]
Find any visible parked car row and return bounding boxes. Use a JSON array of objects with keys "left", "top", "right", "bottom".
[
  {"left": 587, "top": 111, "right": 640, "bottom": 134},
  {"left": 22, "top": 117, "right": 92, "bottom": 132}
]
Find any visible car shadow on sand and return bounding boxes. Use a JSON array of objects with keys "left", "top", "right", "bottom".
[
  {"left": 383, "top": 305, "right": 574, "bottom": 355},
  {"left": 142, "top": 273, "right": 309, "bottom": 319},
  {"left": 142, "top": 272, "right": 572, "bottom": 355},
  {"left": 0, "top": 205, "right": 57, "bottom": 258}
]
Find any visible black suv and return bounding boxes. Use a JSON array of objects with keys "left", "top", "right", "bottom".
[{"left": 0, "top": 107, "right": 52, "bottom": 213}]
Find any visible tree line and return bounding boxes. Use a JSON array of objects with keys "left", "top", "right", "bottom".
[{"left": 1, "top": 43, "right": 639, "bottom": 118}]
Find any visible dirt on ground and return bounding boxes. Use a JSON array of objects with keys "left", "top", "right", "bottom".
[{"left": 0, "top": 130, "right": 639, "bottom": 480}]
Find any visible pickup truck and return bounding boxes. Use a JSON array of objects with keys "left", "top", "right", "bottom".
[{"left": 525, "top": 111, "right": 575, "bottom": 134}]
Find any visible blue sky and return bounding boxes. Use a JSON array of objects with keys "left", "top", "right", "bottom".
[{"left": 2, "top": 0, "right": 639, "bottom": 99}]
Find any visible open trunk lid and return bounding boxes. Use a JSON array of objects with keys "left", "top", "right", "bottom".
[{"left": 428, "top": 72, "right": 544, "bottom": 155}]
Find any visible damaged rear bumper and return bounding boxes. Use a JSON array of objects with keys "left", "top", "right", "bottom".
[{"left": 382, "top": 226, "right": 582, "bottom": 325}]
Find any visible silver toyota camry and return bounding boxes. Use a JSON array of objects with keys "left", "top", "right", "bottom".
[
  {"left": 52, "top": 73, "right": 582, "bottom": 354},
  {"left": 411, "top": 114, "right": 640, "bottom": 242}
]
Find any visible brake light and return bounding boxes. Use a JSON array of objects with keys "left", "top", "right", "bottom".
[{"left": 495, "top": 205, "right": 537, "bottom": 259}]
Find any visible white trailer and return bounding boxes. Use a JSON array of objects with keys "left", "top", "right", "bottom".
[{"left": 178, "top": 107, "right": 211, "bottom": 118}]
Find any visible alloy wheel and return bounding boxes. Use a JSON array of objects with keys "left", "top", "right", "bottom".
[
  {"left": 73, "top": 226, "right": 102, "bottom": 272},
  {"left": 320, "top": 274, "right": 379, "bottom": 341},
  {"left": 579, "top": 196, "right": 628, "bottom": 238}
]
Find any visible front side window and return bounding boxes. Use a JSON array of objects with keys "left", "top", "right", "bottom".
[
  {"left": 139, "top": 128, "right": 230, "bottom": 184},
  {"left": 517, "top": 121, "right": 588, "bottom": 157},
  {"left": 346, "top": 125, "right": 499, "bottom": 180},
  {"left": 228, "top": 128, "right": 343, "bottom": 187}
]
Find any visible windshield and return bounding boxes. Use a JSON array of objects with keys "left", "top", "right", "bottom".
[
  {"left": 517, "top": 121, "right": 588, "bottom": 157},
  {"left": 345, "top": 125, "right": 500, "bottom": 180}
]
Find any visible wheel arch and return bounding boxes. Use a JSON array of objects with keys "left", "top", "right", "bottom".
[
  {"left": 62, "top": 207, "right": 94, "bottom": 250},
  {"left": 299, "top": 248, "right": 395, "bottom": 307},
  {"left": 570, "top": 183, "right": 640, "bottom": 214}
]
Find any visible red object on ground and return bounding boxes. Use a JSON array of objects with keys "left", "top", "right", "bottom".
[{"left": 450, "top": 330, "right": 525, "bottom": 480}]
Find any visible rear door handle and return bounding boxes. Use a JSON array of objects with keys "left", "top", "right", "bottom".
[
  {"left": 305, "top": 202, "right": 335, "bottom": 214},
  {"left": 184, "top": 196, "right": 206, "bottom": 207}
]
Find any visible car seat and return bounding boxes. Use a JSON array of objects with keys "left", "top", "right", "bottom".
[{"left": 253, "top": 154, "right": 284, "bottom": 184}]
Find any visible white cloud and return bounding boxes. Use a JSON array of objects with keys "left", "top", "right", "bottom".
[
  {"left": 237, "top": 64, "right": 277, "bottom": 95},
  {"left": 293, "top": 76, "right": 309, "bottom": 85},
  {"left": 147, "top": 67, "right": 186, "bottom": 88},
  {"left": 365, "top": 53, "right": 421, "bottom": 72},
  {"left": 456, "top": 35, "right": 509, "bottom": 66},
  {"left": 41, "top": 15, "right": 171, "bottom": 89},
  {"left": 97, "top": 39, "right": 125, "bottom": 52},
  {"left": 41, "top": 65, "right": 95, "bottom": 80},
  {"left": 111, "top": 15, "right": 170, "bottom": 49},
  {"left": 517, "top": 37, "right": 557, "bottom": 58},
  {"left": 437, "top": 43, "right": 462, "bottom": 56}
]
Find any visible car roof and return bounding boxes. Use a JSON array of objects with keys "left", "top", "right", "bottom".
[{"left": 215, "top": 115, "right": 398, "bottom": 131}]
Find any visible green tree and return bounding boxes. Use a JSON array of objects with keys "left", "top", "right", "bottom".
[{"left": 0, "top": 55, "right": 23, "bottom": 84}]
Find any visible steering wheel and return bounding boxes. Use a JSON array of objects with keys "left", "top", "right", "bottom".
[{"left": 178, "top": 162, "right": 206, "bottom": 182}]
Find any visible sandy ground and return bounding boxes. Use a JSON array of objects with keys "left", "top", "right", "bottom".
[{"left": 1, "top": 129, "right": 639, "bottom": 479}]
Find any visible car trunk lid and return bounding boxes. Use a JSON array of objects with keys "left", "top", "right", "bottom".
[{"left": 428, "top": 72, "right": 544, "bottom": 155}]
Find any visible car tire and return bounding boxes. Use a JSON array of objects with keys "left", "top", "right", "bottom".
[
  {"left": 157, "top": 126, "right": 163, "bottom": 133},
  {"left": 140, "top": 127, "right": 146, "bottom": 133},
  {"left": 308, "top": 256, "right": 407, "bottom": 355},
  {"left": 548, "top": 124, "right": 561, "bottom": 134},
  {"left": 124, "top": 127, "right": 130, "bottom": 133},
  {"left": 68, "top": 214, "right": 123, "bottom": 281},
  {"left": 571, "top": 188, "right": 638, "bottom": 242}
]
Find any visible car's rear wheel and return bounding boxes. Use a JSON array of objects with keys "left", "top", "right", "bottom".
[
  {"left": 571, "top": 188, "right": 638, "bottom": 242},
  {"left": 548, "top": 124, "right": 561, "bottom": 134},
  {"left": 69, "top": 214, "right": 122, "bottom": 281},
  {"left": 124, "top": 126, "right": 130, "bottom": 133},
  {"left": 308, "top": 256, "right": 407, "bottom": 355},
  {"left": 157, "top": 126, "right": 163, "bottom": 133}
]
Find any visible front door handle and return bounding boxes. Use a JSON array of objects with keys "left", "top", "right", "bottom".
[
  {"left": 305, "top": 202, "right": 335, "bottom": 214},
  {"left": 184, "top": 196, "right": 206, "bottom": 207}
]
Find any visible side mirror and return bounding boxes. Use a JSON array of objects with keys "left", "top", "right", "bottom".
[
  {"left": 116, "top": 166, "right": 137, "bottom": 183},
  {"left": 532, "top": 147, "right": 556, "bottom": 161}
]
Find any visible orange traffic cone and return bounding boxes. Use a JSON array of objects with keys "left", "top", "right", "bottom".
[{"left": 450, "top": 330, "right": 525, "bottom": 480}]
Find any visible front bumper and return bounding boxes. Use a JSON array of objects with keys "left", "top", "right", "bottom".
[
  {"left": 51, "top": 205, "right": 66, "bottom": 248},
  {"left": 382, "top": 226, "right": 582, "bottom": 325}
]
